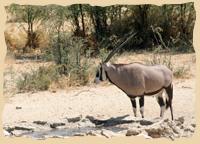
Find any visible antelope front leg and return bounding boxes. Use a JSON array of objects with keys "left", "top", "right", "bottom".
[
  {"left": 139, "top": 96, "right": 144, "bottom": 118},
  {"left": 130, "top": 98, "right": 137, "bottom": 117}
]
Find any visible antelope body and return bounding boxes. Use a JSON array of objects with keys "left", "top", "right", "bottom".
[
  {"left": 95, "top": 62, "right": 174, "bottom": 120},
  {"left": 95, "top": 32, "right": 174, "bottom": 120}
]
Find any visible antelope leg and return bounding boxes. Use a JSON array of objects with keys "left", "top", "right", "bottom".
[
  {"left": 130, "top": 98, "right": 137, "bottom": 117},
  {"left": 157, "top": 96, "right": 166, "bottom": 118},
  {"left": 165, "top": 84, "right": 174, "bottom": 120},
  {"left": 139, "top": 96, "right": 144, "bottom": 118}
]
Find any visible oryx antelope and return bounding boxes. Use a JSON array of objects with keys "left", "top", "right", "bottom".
[{"left": 95, "top": 33, "right": 174, "bottom": 120}]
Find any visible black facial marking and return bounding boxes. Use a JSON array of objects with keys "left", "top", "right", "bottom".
[{"left": 99, "top": 66, "right": 103, "bottom": 81}]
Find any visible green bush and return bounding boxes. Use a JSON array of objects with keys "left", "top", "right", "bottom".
[
  {"left": 17, "top": 65, "right": 60, "bottom": 92},
  {"left": 50, "top": 32, "right": 91, "bottom": 86}
]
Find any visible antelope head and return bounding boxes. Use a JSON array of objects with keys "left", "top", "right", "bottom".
[
  {"left": 94, "top": 32, "right": 137, "bottom": 84},
  {"left": 95, "top": 63, "right": 107, "bottom": 84}
]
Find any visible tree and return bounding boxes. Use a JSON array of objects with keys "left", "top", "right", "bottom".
[
  {"left": 89, "top": 6, "right": 108, "bottom": 41},
  {"left": 45, "top": 5, "right": 69, "bottom": 66},
  {"left": 6, "top": 4, "right": 46, "bottom": 52}
]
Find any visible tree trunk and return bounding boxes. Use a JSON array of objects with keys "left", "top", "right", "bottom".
[
  {"left": 79, "top": 4, "right": 85, "bottom": 37},
  {"left": 180, "top": 4, "right": 186, "bottom": 38}
]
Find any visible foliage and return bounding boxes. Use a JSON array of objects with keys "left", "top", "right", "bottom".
[
  {"left": 17, "top": 65, "right": 60, "bottom": 92},
  {"left": 146, "top": 54, "right": 173, "bottom": 71},
  {"left": 5, "top": 4, "right": 47, "bottom": 52},
  {"left": 49, "top": 32, "right": 91, "bottom": 86},
  {"left": 145, "top": 53, "right": 190, "bottom": 78},
  {"left": 6, "top": 3, "right": 195, "bottom": 53}
]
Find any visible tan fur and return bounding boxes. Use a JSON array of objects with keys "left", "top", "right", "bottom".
[{"left": 103, "top": 63, "right": 173, "bottom": 97}]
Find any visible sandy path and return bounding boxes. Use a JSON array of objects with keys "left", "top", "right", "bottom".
[{"left": 2, "top": 77, "right": 195, "bottom": 125}]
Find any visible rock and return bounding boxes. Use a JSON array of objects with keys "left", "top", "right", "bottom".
[
  {"left": 137, "top": 132, "right": 152, "bottom": 139},
  {"left": 67, "top": 115, "right": 82, "bottom": 123},
  {"left": 175, "top": 121, "right": 182, "bottom": 127},
  {"left": 33, "top": 121, "right": 47, "bottom": 125},
  {"left": 3, "top": 130, "right": 12, "bottom": 136},
  {"left": 4, "top": 126, "right": 15, "bottom": 133},
  {"left": 12, "top": 130, "right": 30, "bottom": 137},
  {"left": 139, "top": 119, "right": 154, "bottom": 126},
  {"left": 171, "top": 126, "right": 181, "bottom": 134},
  {"left": 184, "top": 126, "right": 195, "bottom": 133},
  {"left": 50, "top": 123, "right": 65, "bottom": 129},
  {"left": 145, "top": 127, "right": 164, "bottom": 138},
  {"left": 180, "top": 125, "right": 184, "bottom": 129},
  {"left": 87, "top": 130, "right": 102, "bottom": 137},
  {"left": 86, "top": 115, "right": 133, "bottom": 127},
  {"left": 168, "top": 135, "right": 175, "bottom": 141},
  {"left": 73, "top": 133, "right": 85, "bottom": 136},
  {"left": 45, "top": 135, "right": 64, "bottom": 138},
  {"left": 78, "top": 119, "right": 95, "bottom": 128},
  {"left": 191, "top": 123, "right": 196, "bottom": 128},
  {"left": 101, "top": 129, "right": 113, "bottom": 138},
  {"left": 14, "top": 126, "right": 34, "bottom": 131},
  {"left": 85, "top": 115, "right": 104, "bottom": 126},
  {"left": 51, "top": 90, "right": 57, "bottom": 93},
  {"left": 164, "top": 119, "right": 170, "bottom": 123},
  {"left": 16, "top": 106, "right": 22, "bottom": 110},
  {"left": 176, "top": 117, "right": 184, "bottom": 124},
  {"left": 126, "top": 129, "right": 141, "bottom": 136}
]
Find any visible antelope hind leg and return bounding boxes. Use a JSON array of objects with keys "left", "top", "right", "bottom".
[
  {"left": 156, "top": 96, "right": 166, "bottom": 118},
  {"left": 165, "top": 84, "right": 174, "bottom": 120}
]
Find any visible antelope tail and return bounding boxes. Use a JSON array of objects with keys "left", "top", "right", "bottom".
[{"left": 165, "top": 83, "right": 174, "bottom": 120}]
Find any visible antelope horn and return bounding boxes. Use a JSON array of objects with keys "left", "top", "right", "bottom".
[{"left": 104, "top": 32, "right": 137, "bottom": 63}]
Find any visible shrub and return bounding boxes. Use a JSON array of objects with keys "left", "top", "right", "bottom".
[
  {"left": 42, "top": 47, "right": 54, "bottom": 61},
  {"left": 67, "top": 61, "right": 90, "bottom": 86},
  {"left": 145, "top": 54, "right": 173, "bottom": 71},
  {"left": 50, "top": 32, "right": 91, "bottom": 86},
  {"left": 17, "top": 65, "right": 60, "bottom": 92},
  {"left": 145, "top": 54, "right": 190, "bottom": 78},
  {"left": 173, "top": 66, "right": 190, "bottom": 78}
]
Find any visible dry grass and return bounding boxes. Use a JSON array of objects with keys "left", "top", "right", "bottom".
[
  {"left": 145, "top": 54, "right": 190, "bottom": 78},
  {"left": 5, "top": 23, "right": 49, "bottom": 55},
  {"left": 16, "top": 65, "right": 60, "bottom": 92}
]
